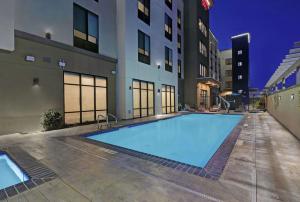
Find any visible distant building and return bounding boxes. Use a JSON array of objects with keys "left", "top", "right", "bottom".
[
  {"left": 182, "top": 0, "right": 217, "bottom": 110},
  {"left": 231, "top": 33, "right": 251, "bottom": 104},
  {"left": 220, "top": 49, "right": 233, "bottom": 94}
]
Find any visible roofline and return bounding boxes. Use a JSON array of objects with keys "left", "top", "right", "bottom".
[{"left": 231, "top": 33, "right": 251, "bottom": 43}]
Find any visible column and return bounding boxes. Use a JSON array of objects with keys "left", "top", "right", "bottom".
[
  {"left": 297, "top": 67, "right": 300, "bottom": 85},
  {"left": 282, "top": 78, "right": 286, "bottom": 89}
]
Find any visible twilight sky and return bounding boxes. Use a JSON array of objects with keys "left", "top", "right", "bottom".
[{"left": 210, "top": 0, "right": 300, "bottom": 90}]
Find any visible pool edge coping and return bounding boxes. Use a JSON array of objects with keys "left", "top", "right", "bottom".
[
  {"left": 76, "top": 112, "right": 246, "bottom": 180},
  {"left": 0, "top": 148, "right": 57, "bottom": 200}
]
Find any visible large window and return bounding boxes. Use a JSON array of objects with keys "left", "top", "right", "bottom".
[
  {"left": 165, "top": 47, "right": 173, "bottom": 72},
  {"left": 165, "top": 0, "right": 172, "bottom": 10},
  {"left": 64, "top": 72, "right": 107, "bottom": 125},
  {"left": 199, "top": 41, "right": 207, "bottom": 57},
  {"left": 165, "top": 14, "right": 172, "bottom": 41},
  {"left": 133, "top": 80, "right": 154, "bottom": 118},
  {"left": 178, "top": 34, "right": 182, "bottom": 54},
  {"left": 161, "top": 85, "right": 175, "bottom": 114},
  {"left": 177, "top": 10, "right": 181, "bottom": 30},
  {"left": 138, "top": 0, "right": 150, "bottom": 25},
  {"left": 74, "top": 4, "right": 99, "bottom": 53},
  {"left": 199, "top": 64, "right": 207, "bottom": 77},
  {"left": 225, "top": 58, "right": 232, "bottom": 65},
  {"left": 198, "top": 18, "right": 207, "bottom": 37},
  {"left": 178, "top": 60, "right": 182, "bottom": 78},
  {"left": 138, "top": 30, "right": 151, "bottom": 64},
  {"left": 225, "top": 70, "right": 232, "bottom": 77}
]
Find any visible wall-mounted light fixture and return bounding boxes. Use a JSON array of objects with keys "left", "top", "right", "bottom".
[
  {"left": 25, "top": 55, "right": 35, "bottom": 62},
  {"left": 58, "top": 59, "right": 66, "bottom": 69},
  {"left": 291, "top": 94, "right": 295, "bottom": 100},
  {"left": 45, "top": 32, "right": 51, "bottom": 40},
  {"left": 129, "top": 86, "right": 132, "bottom": 90},
  {"left": 111, "top": 70, "right": 116, "bottom": 75},
  {"left": 33, "top": 78, "right": 39, "bottom": 86}
]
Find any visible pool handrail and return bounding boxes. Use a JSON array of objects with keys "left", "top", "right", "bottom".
[{"left": 219, "top": 96, "right": 231, "bottom": 113}]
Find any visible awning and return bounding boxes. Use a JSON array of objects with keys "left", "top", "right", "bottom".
[{"left": 196, "top": 77, "right": 221, "bottom": 88}]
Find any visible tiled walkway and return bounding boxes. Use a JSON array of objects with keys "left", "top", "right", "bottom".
[{"left": 0, "top": 113, "right": 299, "bottom": 202}]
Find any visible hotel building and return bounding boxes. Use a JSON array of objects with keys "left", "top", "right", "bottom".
[
  {"left": 0, "top": 0, "right": 215, "bottom": 135},
  {"left": 116, "top": 0, "right": 184, "bottom": 119},
  {"left": 183, "top": 0, "right": 216, "bottom": 110}
]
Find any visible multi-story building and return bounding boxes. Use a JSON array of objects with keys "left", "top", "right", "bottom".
[
  {"left": 0, "top": 0, "right": 117, "bottom": 134},
  {"left": 231, "top": 33, "right": 250, "bottom": 104},
  {"left": 0, "top": 0, "right": 215, "bottom": 135},
  {"left": 220, "top": 49, "right": 233, "bottom": 94},
  {"left": 116, "top": 0, "right": 184, "bottom": 119},
  {"left": 183, "top": 0, "right": 215, "bottom": 110}
]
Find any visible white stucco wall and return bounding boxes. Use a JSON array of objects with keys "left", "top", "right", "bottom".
[
  {"left": 0, "top": 0, "right": 15, "bottom": 51},
  {"left": 13, "top": 0, "right": 117, "bottom": 58},
  {"left": 116, "top": 0, "right": 183, "bottom": 119}
]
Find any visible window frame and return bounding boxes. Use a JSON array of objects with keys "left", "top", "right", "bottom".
[
  {"left": 138, "top": 30, "right": 151, "bottom": 65},
  {"left": 165, "top": 46, "right": 173, "bottom": 72},
  {"left": 138, "top": 0, "right": 150, "bottom": 25},
  {"left": 64, "top": 71, "right": 108, "bottom": 125},
  {"left": 73, "top": 3, "right": 99, "bottom": 53},
  {"left": 165, "top": 14, "right": 173, "bottom": 41},
  {"left": 132, "top": 79, "right": 155, "bottom": 118}
]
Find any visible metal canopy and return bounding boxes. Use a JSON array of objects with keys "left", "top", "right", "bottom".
[{"left": 265, "top": 42, "right": 300, "bottom": 88}]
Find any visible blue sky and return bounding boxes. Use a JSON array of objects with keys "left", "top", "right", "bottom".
[{"left": 210, "top": 0, "right": 300, "bottom": 89}]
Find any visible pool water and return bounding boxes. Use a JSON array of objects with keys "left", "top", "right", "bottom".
[
  {"left": 0, "top": 153, "right": 29, "bottom": 190},
  {"left": 88, "top": 114, "right": 243, "bottom": 168}
]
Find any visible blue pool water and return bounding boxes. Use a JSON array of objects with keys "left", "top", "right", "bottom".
[
  {"left": 0, "top": 153, "right": 29, "bottom": 189},
  {"left": 88, "top": 114, "right": 243, "bottom": 168}
]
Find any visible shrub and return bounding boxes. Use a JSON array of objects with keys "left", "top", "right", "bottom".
[{"left": 41, "top": 109, "right": 63, "bottom": 131}]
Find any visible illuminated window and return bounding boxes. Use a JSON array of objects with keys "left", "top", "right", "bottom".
[
  {"left": 138, "top": 0, "right": 150, "bottom": 25},
  {"left": 138, "top": 30, "right": 151, "bottom": 64},
  {"left": 199, "top": 64, "right": 207, "bottom": 77},
  {"left": 74, "top": 4, "right": 98, "bottom": 53},
  {"left": 64, "top": 72, "right": 107, "bottom": 125},
  {"left": 198, "top": 19, "right": 207, "bottom": 37},
  {"left": 199, "top": 41, "right": 207, "bottom": 57},
  {"left": 238, "top": 75, "right": 243, "bottom": 80},
  {"left": 165, "top": 0, "right": 172, "bottom": 10},
  {"left": 238, "top": 50, "right": 243, "bottom": 55},
  {"left": 162, "top": 85, "right": 175, "bottom": 114},
  {"left": 238, "top": 62, "right": 243, "bottom": 67},
  {"left": 165, "top": 14, "right": 172, "bottom": 41},
  {"left": 165, "top": 47, "right": 173, "bottom": 72},
  {"left": 133, "top": 80, "right": 154, "bottom": 118}
]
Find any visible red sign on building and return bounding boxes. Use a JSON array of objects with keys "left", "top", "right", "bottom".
[{"left": 201, "top": 0, "right": 213, "bottom": 10}]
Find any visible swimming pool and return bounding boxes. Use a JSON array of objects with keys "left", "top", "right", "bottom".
[
  {"left": 87, "top": 114, "right": 243, "bottom": 168},
  {"left": 0, "top": 153, "right": 29, "bottom": 190}
]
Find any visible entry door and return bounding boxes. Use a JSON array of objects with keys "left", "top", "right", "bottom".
[{"left": 199, "top": 90, "right": 208, "bottom": 109}]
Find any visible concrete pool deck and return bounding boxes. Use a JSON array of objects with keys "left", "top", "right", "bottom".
[{"left": 0, "top": 112, "right": 299, "bottom": 201}]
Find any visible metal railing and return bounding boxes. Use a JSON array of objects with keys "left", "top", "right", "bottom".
[
  {"left": 219, "top": 96, "right": 231, "bottom": 113},
  {"left": 97, "top": 114, "right": 118, "bottom": 130}
]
